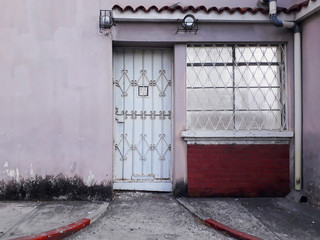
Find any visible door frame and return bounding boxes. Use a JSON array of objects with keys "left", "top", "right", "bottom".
[{"left": 112, "top": 47, "right": 174, "bottom": 192}]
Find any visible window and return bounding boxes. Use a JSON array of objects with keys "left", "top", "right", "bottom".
[{"left": 186, "top": 44, "right": 287, "bottom": 131}]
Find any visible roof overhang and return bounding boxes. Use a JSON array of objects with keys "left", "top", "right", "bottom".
[
  {"left": 112, "top": 9, "right": 295, "bottom": 24},
  {"left": 295, "top": 0, "right": 320, "bottom": 21},
  {"left": 112, "top": 0, "right": 319, "bottom": 24}
]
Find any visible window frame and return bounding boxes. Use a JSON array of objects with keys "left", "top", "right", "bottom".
[{"left": 185, "top": 43, "right": 288, "bottom": 132}]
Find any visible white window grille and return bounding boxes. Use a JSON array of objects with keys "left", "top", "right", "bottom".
[{"left": 186, "top": 44, "right": 287, "bottom": 131}]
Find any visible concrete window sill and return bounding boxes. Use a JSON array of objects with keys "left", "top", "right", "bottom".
[{"left": 181, "top": 130, "right": 294, "bottom": 145}]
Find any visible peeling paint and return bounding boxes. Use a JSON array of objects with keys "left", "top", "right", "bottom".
[
  {"left": 87, "top": 171, "right": 95, "bottom": 186},
  {"left": 6, "top": 169, "right": 15, "bottom": 178},
  {"left": 30, "top": 164, "right": 35, "bottom": 179},
  {"left": 15, "top": 168, "right": 20, "bottom": 183},
  {"left": 3, "top": 166, "right": 21, "bottom": 183}
]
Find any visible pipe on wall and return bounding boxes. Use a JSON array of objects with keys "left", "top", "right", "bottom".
[
  {"left": 294, "top": 28, "right": 302, "bottom": 191},
  {"left": 260, "top": 0, "right": 302, "bottom": 190}
]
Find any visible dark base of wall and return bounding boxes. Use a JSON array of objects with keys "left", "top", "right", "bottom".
[
  {"left": 188, "top": 188, "right": 290, "bottom": 198},
  {"left": 173, "top": 181, "right": 188, "bottom": 198},
  {"left": 304, "top": 183, "right": 320, "bottom": 208},
  {"left": 0, "top": 174, "right": 112, "bottom": 201},
  {"left": 188, "top": 144, "right": 290, "bottom": 198}
]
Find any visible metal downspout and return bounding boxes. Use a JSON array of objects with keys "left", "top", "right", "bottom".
[{"left": 259, "top": 0, "right": 302, "bottom": 190}]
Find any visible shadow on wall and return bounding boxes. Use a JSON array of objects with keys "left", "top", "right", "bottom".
[{"left": 0, "top": 174, "right": 112, "bottom": 201}]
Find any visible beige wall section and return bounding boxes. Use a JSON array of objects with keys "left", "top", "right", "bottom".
[
  {"left": 0, "top": 0, "right": 113, "bottom": 184},
  {"left": 173, "top": 44, "right": 187, "bottom": 185}
]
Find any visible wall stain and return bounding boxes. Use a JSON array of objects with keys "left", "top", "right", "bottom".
[
  {"left": 173, "top": 181, "right": 188, "bottom": 198},
  {"left": 0, "top": 174, "right": 112, "bottom": 201},
  {"left": 303, "top": 148, "right": 320, "bottom": 206}
]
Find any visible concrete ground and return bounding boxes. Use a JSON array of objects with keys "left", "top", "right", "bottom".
[
  {"left": 68, "top": 192, "right": 232, "bottom": 240},
  {"left": 1, "top": 192, "right": 320, "bottom": 240},
  {"left": 0, "top": 201, "right": 108, "bottom": 239},
  {"left": 178, "top": 197, "right": 320, "bottom": 240}
]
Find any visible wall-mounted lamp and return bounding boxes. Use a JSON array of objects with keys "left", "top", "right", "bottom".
[
  {"left": 99, "top": 10, "right": 114, "bottom": 34},
  {"left": 177, "top": 14, "right": 198, "bottom": 33}
]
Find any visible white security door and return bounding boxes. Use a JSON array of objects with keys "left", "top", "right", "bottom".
[{"left": 113, "top": 49, "right": 172, "bottom": 191}]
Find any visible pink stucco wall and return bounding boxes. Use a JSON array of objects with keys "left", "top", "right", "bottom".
[
  {"left": 173, "top": 44, "right": 188, "bottom": 185},
  {"left": 0, "top": 0, "right": 113, "bottom": 185},
  {"left": 302, "top": 11, "right": 320, "bottom": 203},
  {"left": 0, "top": 0, "right": 296, "bottom": 189}
]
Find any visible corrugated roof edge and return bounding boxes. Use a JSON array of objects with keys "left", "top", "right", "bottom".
[{"left": 112, "top": 0, "right": 316, "bottom": 14}]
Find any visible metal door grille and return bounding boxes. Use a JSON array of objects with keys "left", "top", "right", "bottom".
[{"left": 113, "top": 49, "right": 172, "bottom": 189}]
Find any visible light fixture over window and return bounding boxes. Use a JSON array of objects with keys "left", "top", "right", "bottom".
[
  {"left": 177, "top": 14, "right": 198, "bottom": 33},
  {"left": 99, "top": 10, "right": 114, "bottom": 34},
  {"left": 182, "top": 14, "right": 196, "bottom": 30}
]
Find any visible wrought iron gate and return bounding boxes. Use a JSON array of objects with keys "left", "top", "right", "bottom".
[{"left": 113, "top": 49, "right": 172, "bottom": 191}]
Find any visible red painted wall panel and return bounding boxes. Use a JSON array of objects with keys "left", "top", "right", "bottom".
[{"left": 187, "top": 144, "right": 290, "bottom": 197}]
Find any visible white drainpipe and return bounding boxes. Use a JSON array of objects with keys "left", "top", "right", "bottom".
[
  {"left": 260, "top": 0, "right": 302, "bottom": 190},
  {"left": 294, "top": 30, "right": 302, "bottom": 191}
]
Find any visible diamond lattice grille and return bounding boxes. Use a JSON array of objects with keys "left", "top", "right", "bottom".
[
  {"left": 113, "top": 49, "right": 172, "bottom": 182},
  {"left": 186, "top": 44, "right": 287, "bottom": 131}
]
